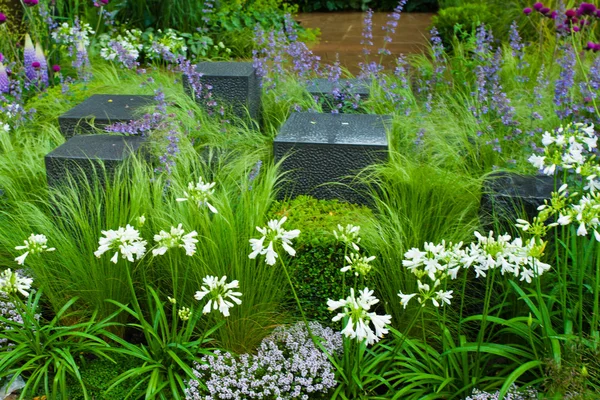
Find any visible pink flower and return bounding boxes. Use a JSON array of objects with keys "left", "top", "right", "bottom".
[
  {"left": 52, "top": 64, "right": 61, "bottom": 72},
  {"left": 523, "top": 7, "right": 532, "bottom": 15},
  {"left": 533, "top": 2, "right": 544, "bottom": 11}
]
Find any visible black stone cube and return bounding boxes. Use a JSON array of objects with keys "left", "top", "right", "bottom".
[
  {"left": 480, "top": 172, "right": 556, "bottom": 230},
  {"left": 58, "top": 95, "right": 154, "bottom": 138},
  {"left": 45, "top": 134, "right": 146, "bottom": 189},
  {"left": 182, "top": 61, "right": 261, "bottom": 123},
  {"left": 305, "top": 78, "right": 370, "bottom": 113},
  {"left": 274, "top": 113, "right": 390, "bottom": 204}
]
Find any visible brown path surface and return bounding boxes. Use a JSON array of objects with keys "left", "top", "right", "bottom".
[{"left": 295, "top": 12, "right": 434, "bottom": 75}]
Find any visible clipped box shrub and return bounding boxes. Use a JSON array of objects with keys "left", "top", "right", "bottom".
[{"left": 268, "top": 195, "right": 372, "bottom": 324}]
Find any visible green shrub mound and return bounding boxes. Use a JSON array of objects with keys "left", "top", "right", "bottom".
[{"left": 269, "top": 196, "right": 372, "bottom": 324}]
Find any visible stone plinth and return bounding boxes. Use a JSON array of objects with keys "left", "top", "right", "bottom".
[
  {"left": 306, "top": 78, "right": 370, "bottom": 112},
  {"left": 58, "top": 95, "right": 154, "bottom": 138},
  {"left": 182, "top": 61, "right": 261, "bottom": 122},
  {"left": 273, "top": 113, "right": 390, "bottom": 204},
  {"left": 45, "top": 134, "right": 146, "bottom": 189},
  {"left": 480, "top": 172, "right": 556, "bottom": 227}
]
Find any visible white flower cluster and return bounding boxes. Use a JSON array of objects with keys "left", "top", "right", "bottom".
[
  {"left": 145, "top": 29, "right": 188, "bottom": 60},
  {"left": 98, "top": 29, "right": 143, "bottom": 67},
  {"left": 94, "top": 224, "right": 147, "bottom": 264},
  {"left": 152, "top": 224, "right": 198, "bottom": 256},
  {"left": 327, "top": 288, "right": 391, "bottom": 345},
  {"left": 0, "top": 268, "right": 33, "bottom": 297},
  {"left": 341, "top": 252, "right": 375, "bottom": 276},
  {"left": 398, "top": 231, "right": 551, "bottom": 309},
  {"left": 176, "top": 177, "right": 218, "bottom": 214},
  {"left": 51, "top": 22, "right": 95, "bottom": 47},
  {"left": 333, "top": 223, "right": 361, "bottom": 251},
  {"left": 194, "top": 276, "right": 242, "bottom": 317},
  {"left": 14, "top": 233, "right": 55, "bottom": 265},
  {"left": 528, "top": 123, "right": 597, "bottom": 176},
  {"left": 249, "top": 216, "right": 300, "bottom": 266},
  {"left": 521, "top": 123, "right": 600, "bottom": 241}
]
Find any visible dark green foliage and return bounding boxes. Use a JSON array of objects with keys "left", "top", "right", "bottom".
[
  {"left": 269, "top": 196, "right": 372, "bottom": 323},
  {"left": 432, "top": 4, "right": 492, "bottom": 46},
  {"left": 65, "top": 354, "right": 144, "bottom": 400}
]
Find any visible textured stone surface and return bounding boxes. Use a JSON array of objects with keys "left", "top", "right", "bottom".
[
  {"left": 182, "top": 61, "right": 261, "bottom": 122},
  {"left": 306, "top": 79, "right": 370, "bottom": 113},
  {"left": 274, "top": 113, "right": 390, "bottom": 204},
  {"left": 58, "top": 95, "right": 154, "bottom": 138},
  {"left": 480, "top": 172, "right": 556, "bottom": 226},
  {"left": 45, "top": 134, "right": 146, "bottom": 189}
]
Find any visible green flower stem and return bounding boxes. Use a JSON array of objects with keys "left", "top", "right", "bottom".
[
  {"left": 278, "top": 256, "right": 315, "bottom": 341},
  {"left": 593, "top": 243, "right": 600, "bottom": 339},
  {"left": 474, "top": 266, "right": 496, "bottom": 386}
]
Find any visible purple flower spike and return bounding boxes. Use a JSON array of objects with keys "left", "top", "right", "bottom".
[
  {"left": 533, "top": 2, "right": 544, "bottom": 11},
  {"left": 0, "top": 12, "right": 6, "bottom": 24},
  {"left": 0, "top": 63, "right": 9, "bottom": 94},
  {"left": 34, "top": 42, "right": 48, "bottom": 86},
  {"left": 523, "top": 7, "right": 532, "bottom": 15},
  {"left": 23, "top": 34, "right": 36, "bottom": 82},
  {"left": 540, "top": 7, "right": 550, "bottom": 14}
]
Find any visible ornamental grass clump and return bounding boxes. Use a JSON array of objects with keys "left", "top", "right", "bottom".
[{"left": 185, "top": 321, "right": 341, "bottom": 399}]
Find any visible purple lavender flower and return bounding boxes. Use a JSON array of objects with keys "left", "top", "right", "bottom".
[
  {"left": 554, "top": 45, "right": 576, "bottom": 119},
  {"left": 0, "top": 63, "right": 9, "bottom": 94},
  {"left": 509, "top": 21, "right": 529, "bottom": 82},
  {"left": 361, "top": 9, "right": 374, "bottom": 56},
  {"left": 381, "top": 0, "right": 407, "bottom": 45}
]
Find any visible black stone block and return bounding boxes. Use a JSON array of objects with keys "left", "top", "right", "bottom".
[
  {"left": 182, "top": 61, "right": 261, "bottom": 122},
  {"left": 274, "top": 113, "right": 390, "bottom": 204},
  {"left": 58, "top": 95, "right": 154, "bottom": 138},
  {"left": 480, "top": 172, "right": 556, "bottom": 228},
  {"left": 306, "top": 78, "right": 370, "bottom": 113},
  {"left": 45, "top": 134, "right": 146, "bottom": 189}
]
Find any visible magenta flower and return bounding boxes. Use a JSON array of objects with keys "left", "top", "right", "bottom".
[
  {"left": 23, "top": 0, "right": 39, "bottom": 6},
  {"left": 540, "top": 7, "right": 550, "bottom": 14},
  {"left": 0, "top": 12, "right": 6, "bottom": 24},
  {"left": 549, "top": 11, "right": 558, "bottom": 19},
  {"left": 566, "top": 9, "right": 576, "bottom": 18},
  {"left": 533, "top": 2, "right": 544, "bottom": 11},
  {"left": 0, "top": 62, "right": 9, "bottom": 94},
  {"left": 52, "top": 64, "right": 60, "bottom": 72},
  {"left": 523, "top": 7, "right": 532, "bottom": 15},
  {"left": 578, "top": 3, "right": 596, "bottom": 16},
  {"left": 573, "top": 25, "right": 580, "bottom": 32},
  {"left": 32, "top": 61, "right": 40, "bottom": 68}
]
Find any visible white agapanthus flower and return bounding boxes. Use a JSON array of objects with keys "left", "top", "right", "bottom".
[
  {"left": 14, "top": 234, "right": 56, "bottom": 265},
  {"left": 94, "top": 224, "right": 147, "bottom": 264},
  {"left": 341, "top": 253, "right": 375, "bottom": 276},
  {"left": 194, "top": 275, "right": 242, "bottom": 317},
  {"left": 152, "top": 224, "right": 198, "bottom": 256},
  {"left": 176, "top": 177, "right": 218, "bottom": 214},
  {"left": 0, "top": 268, "right": 33, "bottom": 297},
  {"left": 248, "top": 216, "right": 300, "bottom": 266},
  {"left": 2, "top": 123, "right": 9, "bottom": 133},
  {"left": 333, "top": 224, "right": 361, "bottom": 251},
  {"left": 328, "top": 287, "right": 391, "bottom": 346}
]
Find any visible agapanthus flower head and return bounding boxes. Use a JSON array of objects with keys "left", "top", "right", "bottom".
[
  {"left": 248, "top": 216, "right": 300, "bottom": 266},
  {"left": 176, "top": 177, "right": 218, "bottom": 213},
  {"left": 152, "top": 223, "right": 198, "bottom": 256},
  {"left": 14, "top": 233, "right": 55, "bottom": 265},
  {"left": 178, "top": 307, "right": 191, "bottom": 321},
  {"left": 327, "top": 287, "right": 391, "bottom": 345},
  {"left": 342, "top": 253, "right": 375, "bottom": 276},
  {"left": 0, "top": 269, "right": 33, "bottom": 297},
  {"left": 94, "top": 224, "right": 147, "bottom": 264},
  {"left": 0, "top": 62, "right": 9, "bottom": 94},
  {"left": 333, "top": 224, "right": 361, "bottom": 250},
  {"left": 194, "top": 275, "right": 242, "bottom": 317}
]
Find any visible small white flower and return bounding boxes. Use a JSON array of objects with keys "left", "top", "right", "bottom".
[
  {"left": 176, "top": 177, "right": 218, "bottom": 213},
  {"left": 433, "top": 290, "right": 453, "bottom": 307},
  {"left": 95, "top": 225, "right": 147, "bottom": 263},
  {"left": 0, "top": 268, "right": 33, "bottom": 297},
  {"left": 138, "top": 215, "right": 146, "bottom": 226},
  {"left": 557, "top": 214, "right": 572, "bottom": 225},
  {"left": 341, "top": 253, "right": 375, "bottom": 276},
  {"left": 398, "top": 291, "right": 417, "bottom": 309},
  {"left": 327, "top": 287, "right": 391, "bottom": 346},
  {"left": 333, "top": 224, "right": 361, "bottom": 251},
  {"left": 152, "top": 224, "right": 198, "bottom": 256},
  {"left": 528, "top": 154, "right": 546, "bottom": 170},
  {"left": 194, "top": 276, "right": 242, "bottom": 317},
  {"left": 14, "top": 234, "right": 55, "bottom": 265},
  {"left": 248, "top": 216, "right": 300, "bottom": 266}
]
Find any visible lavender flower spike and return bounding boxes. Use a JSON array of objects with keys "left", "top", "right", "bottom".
[
  {"left": 24, "top": 34, "right": 36, "bottom": 83},
  {"left": 35, "top": 42, "right": 49, "bottom": 87},
  {"left": 0, "top": 62, "right": 9, "bottom": 94}
]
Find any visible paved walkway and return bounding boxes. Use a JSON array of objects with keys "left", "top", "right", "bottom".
[{"left": 295, "top": 12, "right": 434, "bottom": 75}]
